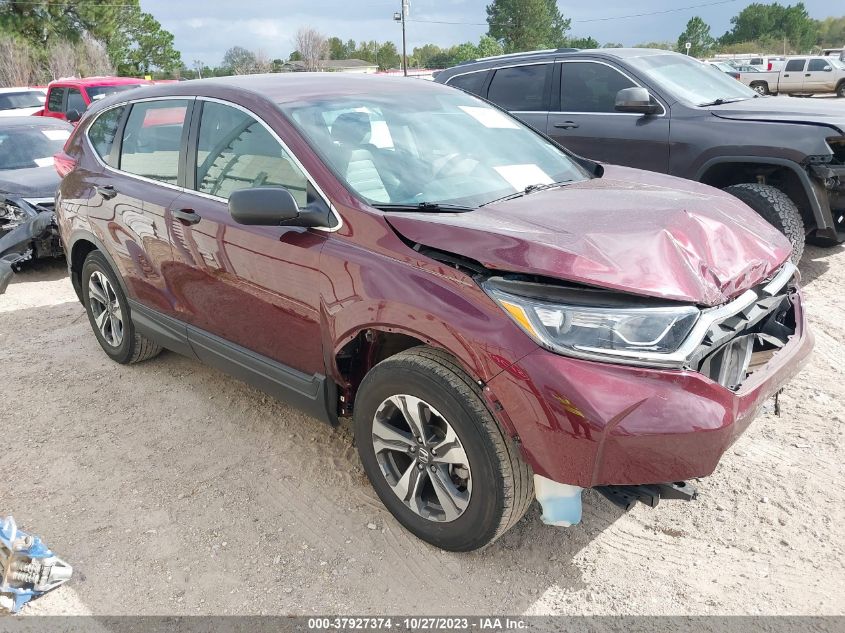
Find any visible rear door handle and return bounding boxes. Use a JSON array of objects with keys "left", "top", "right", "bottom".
[
  {"left": 173, "top": 208, "right": 201, "bottom": 225},
  {"left": 554, "top": 121, "right": 580, "bottom": 130},
  {"left": 805, "top": 73, "right": 811, "bottom": 76},
  {"left": 96, "top": 185, "right": 117, "bottom": 200}
]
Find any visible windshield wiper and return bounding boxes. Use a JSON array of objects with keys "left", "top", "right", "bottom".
[
  {"left": 374, "top": 202, "right": 475, "bottom": 213},
  {"left": 479, "top": 180, "right": 574, "bottom": 208},
  {"left": 698, "top": 97, "right": 748, "bottom": 107}
]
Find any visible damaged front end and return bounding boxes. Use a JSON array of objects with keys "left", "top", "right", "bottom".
[{"left": 0, "top": 196, "right": 62, "bottom": 294}]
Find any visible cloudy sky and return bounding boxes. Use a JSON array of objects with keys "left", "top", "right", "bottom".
[{"left": 140, "top": 0, "right": 836, "bottom": 67}]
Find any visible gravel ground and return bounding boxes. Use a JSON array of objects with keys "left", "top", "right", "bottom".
[{"left": 1, "top": 245, "right": 843, "bottom": 616}]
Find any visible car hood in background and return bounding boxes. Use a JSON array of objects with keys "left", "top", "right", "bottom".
[
  {"left": 709, "top": 96, "right": 845, "bottom": 133},
  {"left": 0, "top": 107, "right": 43, "bottom": 118},
  {"left": 0, "top": 165, "right": 60, "bottom": 200},
  {"left": 385, "top": 165, "right": 792, "bottom": 307}
]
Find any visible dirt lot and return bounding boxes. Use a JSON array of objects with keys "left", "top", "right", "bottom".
[{"left": 1, "top": 244, "right": 844, "bottom": 616}]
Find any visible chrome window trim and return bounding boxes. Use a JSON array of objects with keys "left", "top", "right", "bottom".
[
  {"left": 554, "top": 59, "right": 667, "bottom": 117},
  {"left": 83, "top": 95, "right": 343, "bottom": 233},
  {"left": 443, "top": 60, "right": 553, "bottom": 85}
]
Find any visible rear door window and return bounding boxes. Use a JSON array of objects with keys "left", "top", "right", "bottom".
[
  {"left": 88, "top": 106, "right": 126, "bottom": 166},
  {"left": 785, "top": 59, "right": 806, "bottom": 72},
  {"left": 487, "top": 64, "right": 549, "bottom": 111},
  {"left": 561, "top": 62, "right": 637, "bottom": 113},
  {"left": 808, "top": 59, "right": 832, "bottom": 71},
  {"left": 119, "top": 99, "right": 190, "bottom": 184},
  {"left": 194, "top": 101, "right": 309, "bottom": 206},
  {"left": 66, "top": 88, "right": 86, "bottom": 113},
  {"left": 47, "top": 88, "right": 66, "bottom": 112},
  {"left": 447, "top": 71, "right": 488, "bottom": 97}
]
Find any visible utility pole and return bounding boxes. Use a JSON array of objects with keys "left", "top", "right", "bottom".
[{"left": 394, "top": 0, "right": 409, "bottom": 76}]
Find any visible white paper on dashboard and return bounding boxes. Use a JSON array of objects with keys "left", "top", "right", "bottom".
[
  {"left": 458, "top": 106, "right": 520, "bottom": 129},
  {"left": 42, "top": 129, "right": 71, "bottom": 141},
  {"left": 494, "top": 164, "right": 553, "bottom": 191},
  {"left": 34, "top": 157, "right": 55, "bottom": 167}
]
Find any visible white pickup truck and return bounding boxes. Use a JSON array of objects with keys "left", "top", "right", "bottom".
[{"left": 741, "top": 55, "right": 845, "bottom": 97}]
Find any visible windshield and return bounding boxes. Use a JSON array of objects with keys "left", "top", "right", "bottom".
[
  {"left": 0, "top": 91, "right": 44, "bottom": 111},
  {"left": 0, "top": 125, "right": 71, "bottom": 170},
  {"left": 628, "top": 53, "right": 758, "bottom": 106},
  {"left": 87, "top": 84, "right": 141, "bottom": 101},
  {"left": 280, "top": 90, "right": 588, "bottom": 208},
  {"left": 830, "top": 58, "right": 845, "bottom": 70}
]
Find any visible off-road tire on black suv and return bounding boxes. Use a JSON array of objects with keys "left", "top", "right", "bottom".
[
  {"left": 723, "top": 183, "right": 805, "bottom": 263},
  {"left": 81, "top": 251, "right": 162, "bottom": 364},
  {"left": 353, "top": 346, "right": 533, "bottom": 551}
]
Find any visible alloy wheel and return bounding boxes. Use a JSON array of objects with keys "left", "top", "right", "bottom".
[
  {"left": 372, "top": 394, "right": 472, "bottom": 522},
  {"left": 88, "top": 271, "right": 124, "bottom": 347}
]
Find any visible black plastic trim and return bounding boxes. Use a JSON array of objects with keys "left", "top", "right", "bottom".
[
  {"left": 126, "top": 299, "right": 336, "bottom": 425},
  {"left": 128, "top": 300, "right": 196, "bottom": 359},
  {"left": 187, "top": 326, "right": 334, "bottom": 424}
]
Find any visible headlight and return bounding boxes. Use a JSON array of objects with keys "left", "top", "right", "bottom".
[{"left": 484, "top": 281, "right": 700, "bottom": 366}]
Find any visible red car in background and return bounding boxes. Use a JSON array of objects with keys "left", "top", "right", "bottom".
[{"left": 34, "top": 76, "right": 152, "bottom": 122}]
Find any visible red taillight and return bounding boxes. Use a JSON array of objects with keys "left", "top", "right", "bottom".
[
  {"left": 54, "top": 151, "right": 77, "bottom": 178},
  {"left": 767, "top": 62, "right": 772, "bottom": 70}
]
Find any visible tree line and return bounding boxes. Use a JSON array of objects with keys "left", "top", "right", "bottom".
[
  {"left": 676, "top": 3, "right": 845, "bottom": 58},
  {"left": 201, "top": 0, "right": 845, "bottom": 79},
  {"left": 1, "top": 0, "right": 843, "bottom": 86},
  {"left": 0, "top": 0, "right": 181, "bottom": 86}
]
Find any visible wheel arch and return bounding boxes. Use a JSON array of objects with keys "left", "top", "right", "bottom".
[
  {"left": 331, "top": 327, "right": 485, "bottom": 417},
  {"left": 696, "top": 156, "right": 832, "bottom": 232},
  {"left": 67, "top": 230, "right": 129, "bottom": 304}
]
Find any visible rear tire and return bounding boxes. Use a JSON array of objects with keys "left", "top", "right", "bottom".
[
  {"left": 750, "top": 81, "right": 769, "bottom": 95},
  {"left": 81, "top": 251, "right": 162, "bottom": 364},
  {"left": 723, "top": 183, "right": 805, "bottom": 264},
  {"left": 837, "top": 81, "right": 845, "bottom": 98},
  {"left": 353, "top": 346, "right": 533, "bottom": 551}
]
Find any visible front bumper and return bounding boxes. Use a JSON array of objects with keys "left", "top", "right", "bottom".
[{"left": 485, "top": 290, "right": 813, "bottom": 488}]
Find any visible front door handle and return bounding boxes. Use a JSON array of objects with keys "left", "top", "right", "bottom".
[
  {"left": 173, "top": 208, "right": 201, "bottom": 225},
  {"left": 554, "top": 121, "right": 580, "bottom": 130},
  {"left": 805, "top": 73, "right": 811, "bottom": 77},
  {"left": 96, "top": 185, "right": 117, "bottom": 200}
]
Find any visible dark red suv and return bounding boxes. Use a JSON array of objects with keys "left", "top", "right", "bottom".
[{"left": 54, "top": 75, "right": 812, "bottom": 551}]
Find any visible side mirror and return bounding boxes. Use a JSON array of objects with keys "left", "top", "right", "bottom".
[
  {"left": 824, "top": 66, "right": 832, "bottom": 72},
  {"left": 615, "top": 87, "right": 660, "bottom": 115},
  {"left": 229, "top": 186, "right": 324, "bottom": 227},
  {"left": 66, "top": 109, "right": 82, "bottom": 123}
]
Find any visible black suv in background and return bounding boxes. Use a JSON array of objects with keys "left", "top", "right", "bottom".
[{"left": 436, "top": 48, "right": 845, "bottom": 262}]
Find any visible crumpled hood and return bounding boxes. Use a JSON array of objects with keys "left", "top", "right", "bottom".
[
  {"left": 0, "top": 165, "right": 60, "bottom": 200},
  {"left": 709, "top": 97, "right": 845, "bottom": 133},
  {"left": 385, "top": 165, "right": 792, "bottom": 307}
]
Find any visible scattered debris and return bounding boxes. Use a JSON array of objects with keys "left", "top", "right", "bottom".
[{"left": 0, "top": 516, "right": 72, "bottom": 613}]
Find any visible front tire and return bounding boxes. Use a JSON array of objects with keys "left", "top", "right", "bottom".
[
  {"left": 723, "top": 183, "right": 805, "bottom": 263},
  {"left": 837, "top": 81, "right": 845, "bottom": 98},
  {"left": 353, "top": 347, "right": 533, "bottom": 551},
  {"left": 81, "top": 251, "right": 162, "bottom": 364}
]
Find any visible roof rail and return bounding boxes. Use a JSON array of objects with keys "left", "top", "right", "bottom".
[{"left": 457, "top": 48, "right": 574, "bottom": 66}]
